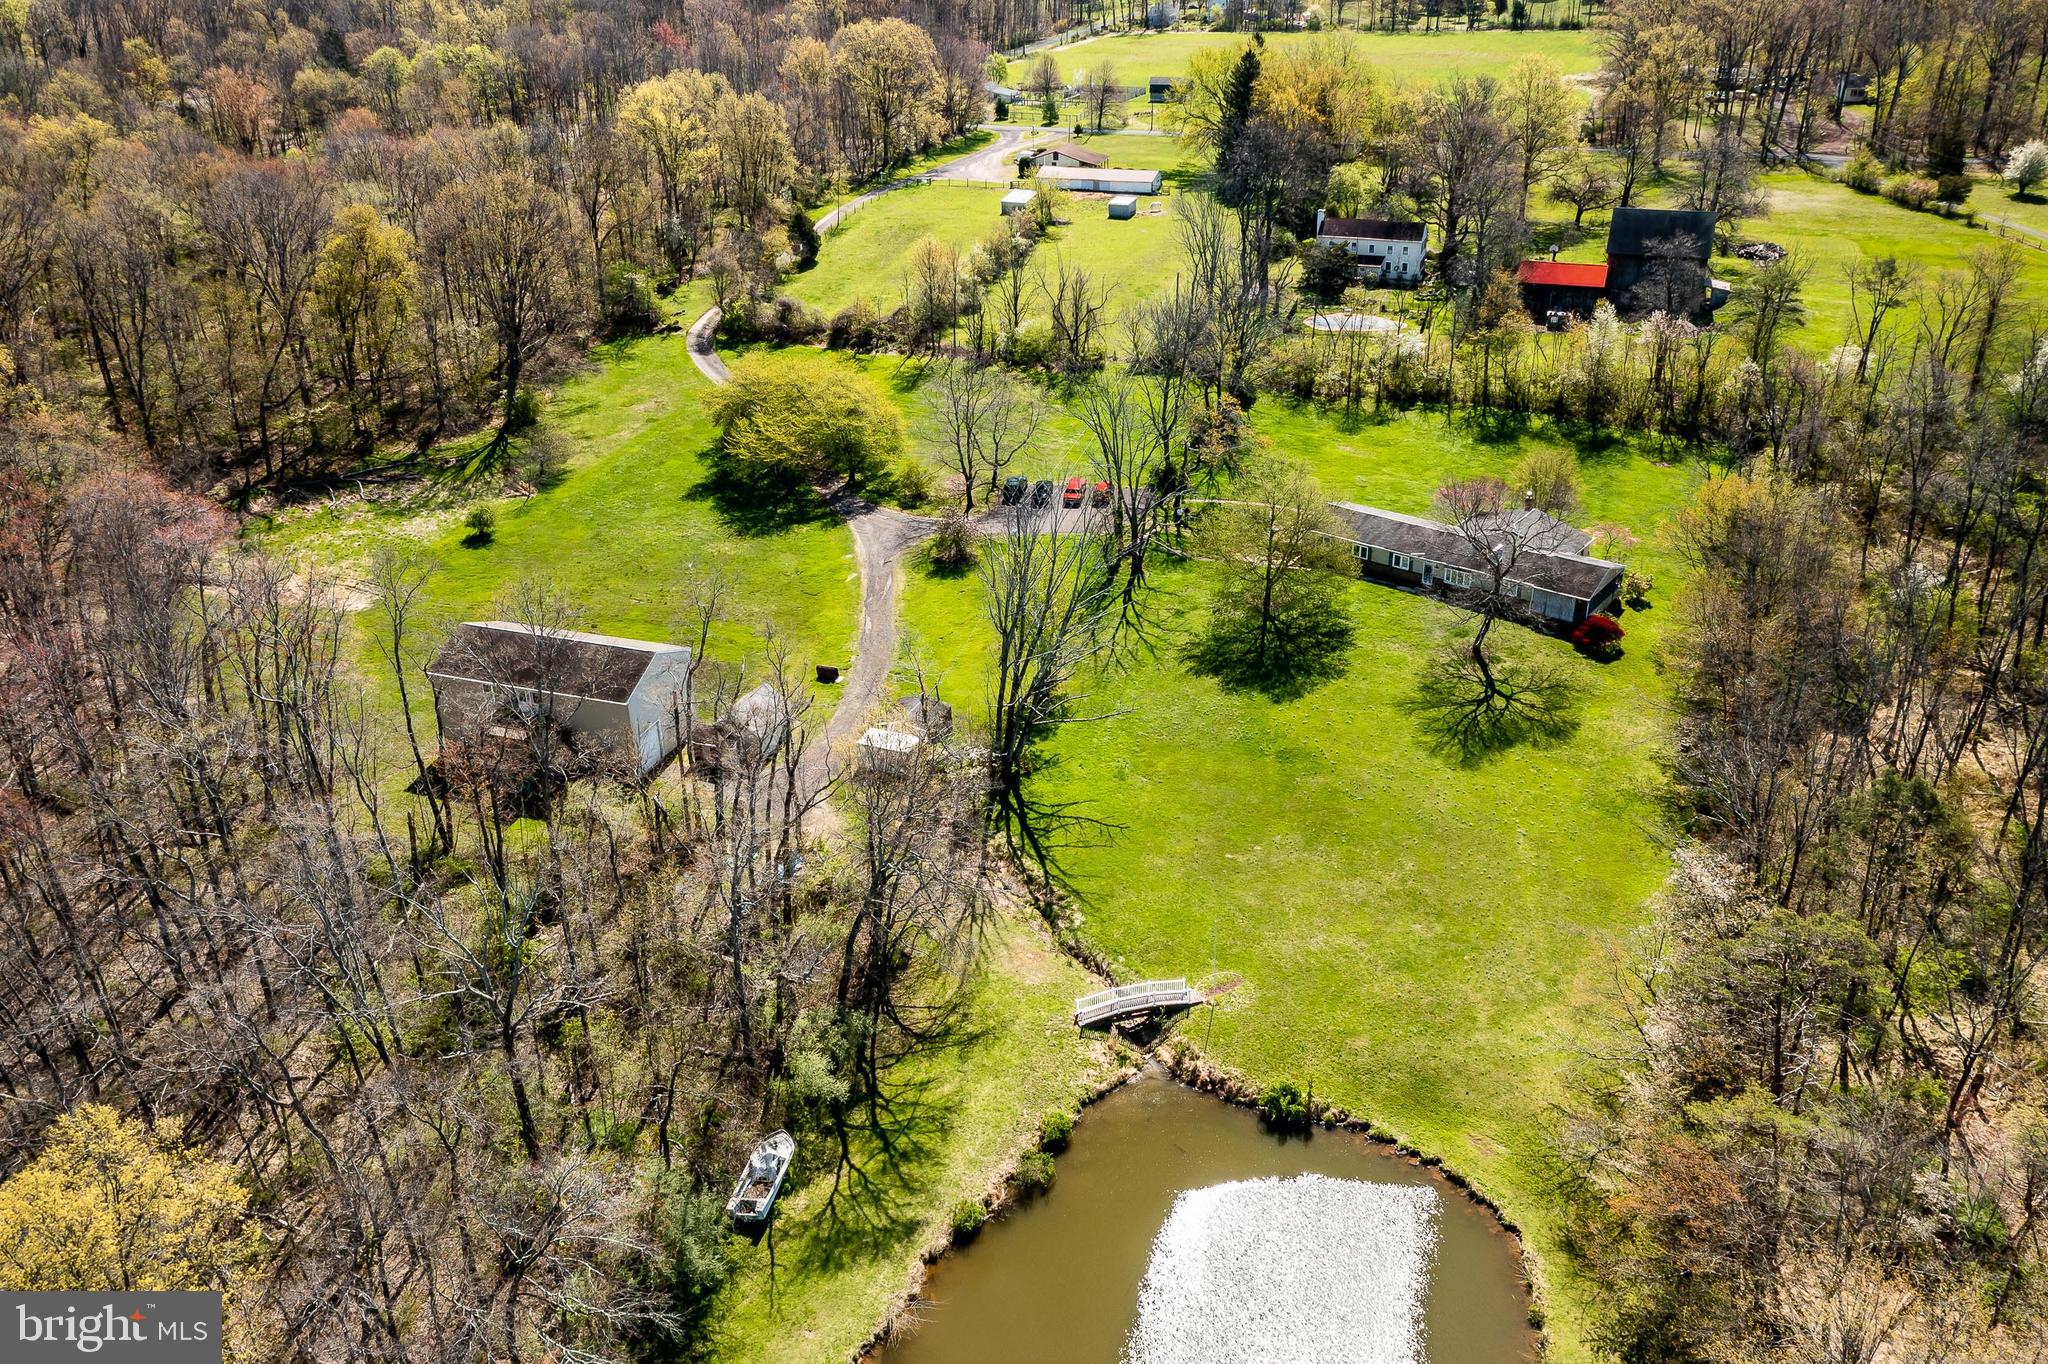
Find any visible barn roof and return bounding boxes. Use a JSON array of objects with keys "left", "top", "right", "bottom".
[
  {"left": 428, "top": 622, "right": 686, "bottom": 703},
  {"left": 1606, "top": 207, "right": 1717, "bottom": 259},
  {"left": 1033, "top": 164, "right": 1161, "bottom": 189},
  {"left": 1324, "top": 503, "right": 1622, "bottom": 602},
  {"left": 1517, "top": 259, "right": 1609, "bottom": 289},
  {"left": 1317, "top": 215, "right": 1427, "bottom": 242},
  {"left": 1044, "top": 141, "right": 1108, "bottom": 167}
]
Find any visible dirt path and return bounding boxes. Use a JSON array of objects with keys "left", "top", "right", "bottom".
[
  {"left": 685, "top": 315, "right": 937, "bottom": 795},
  {"left": 820, "top": 499, "right": 935, "bottom": 764}
]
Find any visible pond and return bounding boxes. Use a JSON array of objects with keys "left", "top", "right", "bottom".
[{"left": 877, "top": 1068, "right": 1536, "bottom": 1364}]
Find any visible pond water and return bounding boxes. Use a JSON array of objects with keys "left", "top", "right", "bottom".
[{"left": 878, "top": 1069, "right": 1536, "bottom": 1364}]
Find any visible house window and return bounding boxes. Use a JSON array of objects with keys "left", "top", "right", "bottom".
[
  {"left": 1441, "top": 567, "right": 1470, "bottom": 588},
  {"left": 1389, "top": 553, "right": 1411, "bottom": 570},
  {"left": 1351, "top": 542, "right": 1368, "bottom": 559}
]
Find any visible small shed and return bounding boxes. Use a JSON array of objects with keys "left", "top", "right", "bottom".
[
  {"left": 1107, "top": 194, "right": 1138, "bottom": 220},
  {"left": 857, "top": 726, "right": 920, "bottom": 776},
  {"left": 718, "top": 682, "right": 792, "bottom": 766},
  {"left": 897, "top": 694, "right": 954, "bottom": 740},
  {"left": 1149, "top": 76, "right": 1179, "bottom": 103},
  {"left": 1001, "top": 188, "right": 1038, "bottom": 215}
]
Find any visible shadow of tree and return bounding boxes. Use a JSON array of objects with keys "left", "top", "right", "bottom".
[
  {"left": 797, "top": 1077, "right": 957, "bottom": 1273},
  {"left": 1404, "top": 648, "right": 1582, "bottom": 765},
  {"left": 1183, "top": 605, "right": 1357, "bottom": 702},
  {"left": 686, "top": 450, "right": 836, "bottom": 537}
]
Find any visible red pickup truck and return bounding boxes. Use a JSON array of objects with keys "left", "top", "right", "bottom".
[{"left": 1061, "top": 476, "right": 1085, "bottom": 508}]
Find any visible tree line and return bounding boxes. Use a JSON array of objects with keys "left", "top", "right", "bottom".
[{"left": 0, "top": 397, "right": 999, "bottom": 1357}]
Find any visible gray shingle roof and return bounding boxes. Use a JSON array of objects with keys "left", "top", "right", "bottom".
[
  {"left": 428, "top": 622, "right": 685, "bottom": 703},
  {"left": 1606, "top": 207, "right": 1717, "bottom": 260},
  {"left": 1044, "top": 141, "right": 1108, "bottom": 167},
  {"left": 1324, "top": 503, "right": 1622, "bottom": 602},
  {"left": 1317, "top": 216, "right": 1426, "bottom": 243}
]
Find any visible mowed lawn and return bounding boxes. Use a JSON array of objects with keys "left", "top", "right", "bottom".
[
  {"left": 1731, "top": 173, "right": 2048, "bottom": 348},
  {"left": 895, "top": 404, "right": 1700, "bottom": 1359},
  {"left": 774, "top": 187, "right": 1194, "bottom": 371},
  {"left": 1038, "top": 26, "right": 1601, "bottom": 89},
  {"left": 260, "top": 326, "right": 863, "bottom": 734},
  {"left": 788, "top": 183, "right": 1011, "bottom": 318},
  {"left": 263, "top": 329, "right": 1125, "bottom": 1364}
]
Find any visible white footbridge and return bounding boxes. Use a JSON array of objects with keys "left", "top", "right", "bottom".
[{"left": 1075, "top": 979, "right": 1205, "bottom": 1029}]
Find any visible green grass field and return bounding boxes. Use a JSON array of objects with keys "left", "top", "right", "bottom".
[
  {"left": 790, "top": 184, "right": 1013, "bottom": 318},
  {"left": 258, "top": 325, "right": 1127, "bottom": 1364},
  {"left": 895, "top": 403, "right": 1700, "bottom": 1359},
  {"left": 265, "top": 330, "right": 860, "bottom": 678},
  {"left": 1032, "top": 26, "right": 1601, "bottom": 90}
]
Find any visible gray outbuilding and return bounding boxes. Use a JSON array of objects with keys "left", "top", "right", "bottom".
[{"left": 427, "top": 621, "right": 693, "bottom": 774}]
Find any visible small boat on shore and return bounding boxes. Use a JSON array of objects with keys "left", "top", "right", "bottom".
[{"left": 726, "top": 1130, "right": 795, "bottom": 1224}]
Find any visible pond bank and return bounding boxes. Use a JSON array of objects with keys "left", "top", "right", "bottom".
[{"left": 868, "top": 1065, "right": 1537, "bottom": 1363}]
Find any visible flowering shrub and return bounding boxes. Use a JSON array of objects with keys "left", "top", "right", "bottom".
[
  {"left": 1881, "top": 174, "right": 1939, "bottom": 210},
  {"left": 1571, "top": 613, "right": 1625, "bottom": 655}
]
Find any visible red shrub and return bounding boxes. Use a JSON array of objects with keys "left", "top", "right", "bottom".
[{"left": 1571, "top": 614, "right": 1625, "bottom": 651}]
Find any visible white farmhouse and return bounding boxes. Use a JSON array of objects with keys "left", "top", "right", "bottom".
[
  {"left": 427, "top": 621, "right": 693, "bottom": 775},
  {"left": 1312, "top": 211, "right": 1428, "bottom": 283}
]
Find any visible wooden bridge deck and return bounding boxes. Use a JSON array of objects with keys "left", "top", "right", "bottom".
[{"left": 1074, "top": 979, "right": 1204, "bottom": 1029}]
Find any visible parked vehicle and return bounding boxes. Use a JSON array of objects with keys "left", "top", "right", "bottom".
[
  {"left": 1031, "top": 479, "right": 1054, "bottom": 507},
  {"left": 1001, "top": 475, "right": 1027, "bottom": 505},
  {"left": 1092, "top": 480, "right": 1111, "bottom": 507},
  {"left": 727, "top": 1130, "right": 795, "bottom": 1224},
  {"left": 1062, "top": 476, "right": 1085, "bottom": 508}
]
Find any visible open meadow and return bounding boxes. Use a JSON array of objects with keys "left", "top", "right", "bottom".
[
  {"left": 892, "top": 402, "right": 1695, "bottom": 1361},
  {"left": 1034, "top": 25, "right": 1602, "bottom": 89}
]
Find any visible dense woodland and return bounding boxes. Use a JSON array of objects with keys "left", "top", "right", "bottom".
[{"left": 5, "top": 0, "right": 2048, "bottom": 1361}]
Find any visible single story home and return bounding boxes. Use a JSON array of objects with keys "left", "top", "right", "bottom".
[
  {"left": 1039, "top": 141, "right": 1109, "bottom": 169},
  {"left": 1148, "top": 76, "right": 1180, "bottom": 102},
  {"left": 1311, "top": 211, "right": 1427, "bottom": 284},
  {"left": 427, "top": 621, "right": 693, "bottom": 775},
  {"left": 1033, "top": 164, "right": 1163, "bottom": 194},
  {"left": 1107, "top": 193, "right": 1138, "bottom": 219},
  {"left": 1001, "top": 187, "right": 1038, "bottom": 215},
  {"left": 1322, "top": 501, "right": 1624, "bottom": 625}
]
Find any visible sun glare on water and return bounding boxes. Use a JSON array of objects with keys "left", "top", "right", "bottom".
[{"left": 1123, "top": 1175, "right": 1441, "bottom": 1364}]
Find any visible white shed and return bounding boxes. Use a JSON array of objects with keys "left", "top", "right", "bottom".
[
  {"left": 1107, "top": 194, "right": 1138, "bottom": 219},
  {"left": 428, "top": 621, "right": 692, "bottom": 775},
  {"left": 1032, "top": 165, "right": 1163, "bottom": 195},
  {"left": 856, "top": 726, "right": 920, "bottom": 776},
  {"left": 1000, "top": 188, "right": 1038, "bottom": 215}
]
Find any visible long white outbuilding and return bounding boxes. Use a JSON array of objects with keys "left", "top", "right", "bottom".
[{"left": 1032, "top": 164, "right": 1163, "bottom": 194}]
